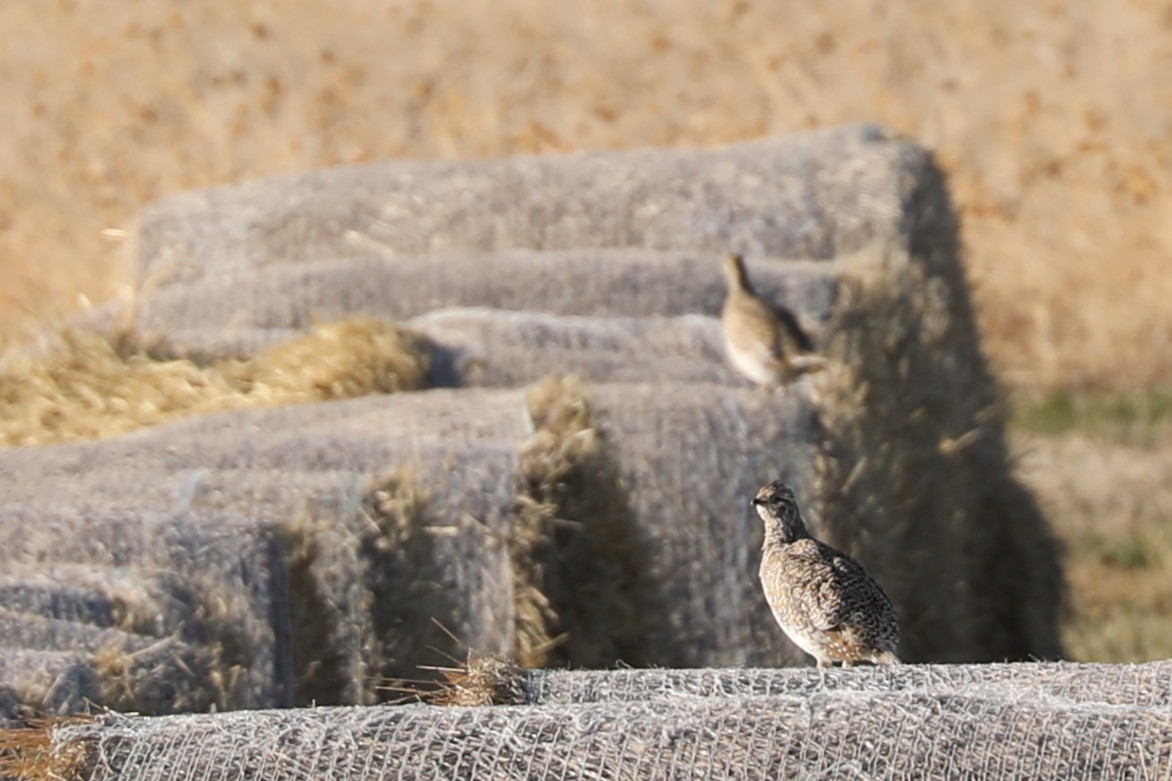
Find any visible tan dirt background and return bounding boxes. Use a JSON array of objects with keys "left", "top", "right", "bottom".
[{"left": 1, "top": 0, "right": 1170, "bottom": 661}]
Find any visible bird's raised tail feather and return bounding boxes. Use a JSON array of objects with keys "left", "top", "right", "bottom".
[{"left": 788, "top": 354, "right": 830, "bottom": 375}]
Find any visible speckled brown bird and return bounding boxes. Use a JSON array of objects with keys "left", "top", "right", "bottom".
[
  {"left": 753, "top": 479, "right": 900, "bottom": 668},
  {"left": 720, "top": 254, "right": 826, "bottom": 389}
]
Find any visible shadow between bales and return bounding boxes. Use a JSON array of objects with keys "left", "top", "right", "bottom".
[{"left": 513, "top": 376, "right": 667, "bottom": 669}]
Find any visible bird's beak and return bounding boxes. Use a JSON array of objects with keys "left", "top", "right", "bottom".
[{"left": 751, "top": 497, "right": 764, "bottom": 507}]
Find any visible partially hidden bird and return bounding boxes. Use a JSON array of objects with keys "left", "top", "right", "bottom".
[{"left": 720, "top": 253, "right": 826, "bottom": 389}]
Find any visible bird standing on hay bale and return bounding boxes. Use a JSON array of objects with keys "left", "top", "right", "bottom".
[
  {"left": 720, "top": 254, "right": 826, "bottom": 389},
  {"left": 753, "top": 479, "right": 901, "bottom": 668}
]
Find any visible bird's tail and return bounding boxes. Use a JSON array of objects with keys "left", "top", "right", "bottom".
[
  {"left": 789, "top": 354, "right": 830, "bottom": 375},
  {"left": 873, "top": 651, "right": 901, "bottom": 666}
]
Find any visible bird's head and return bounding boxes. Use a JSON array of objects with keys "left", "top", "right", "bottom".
[
  {"left": 721, "top": 253, "right": 750, "bottom": 290},
  {"left": 751, "top": 479, "right": 810, "bottom": 542}
]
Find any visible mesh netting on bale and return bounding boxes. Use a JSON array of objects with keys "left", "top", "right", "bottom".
[
  {"left": 107, "top": 249, "right": 834, "bottom": 351},
  {"left": 0, "top": 390, "right": 533, "bottom": 712},
  {"left": 16, "top": 662, "right": 1171, "bottom": 781},
  {"left": 0, "top": 506, "right": 292, "bottom": 713},
  {"left": 411, "top": 309, "right": 744, "bottom": 388},
  {"left": 519, "top": 659, "right": 1172, "bottom": 707},
  {"left": 111, "top": 122, "right": 1063, "bottom": 658},
  {"left": 128, "top": 124, "right": 909, "bottom": 289}
]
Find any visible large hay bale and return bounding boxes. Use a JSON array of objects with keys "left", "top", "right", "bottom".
[
  {"left": 112, "top": 249, "right": 833, "bottom": 349},
  {"left": 113, "top": 122, "right": 1063, "bottom": 659},
  {"left": 411, "top": 309, "right": 743, "bottom": 388},
  {"left": 128, "top": 124, "right": 911, "bottom": 288},
  {"left": 518, "top": 659, "right": 1172, "bottom": 707},
  {"left": 0, "top": 123, "right": 1065, "bottom": 722},
  {"left": 0, "top": 506, "right": 293, "bottom": 711},
  {"left": 810, "top": 243, "right": 1065, "bottom": 661},
  {"left": 16, "top": 662, "right": 1170, "bottom": 781},
  {"left": 0, "top": 391, "right": 532, "bottom": 711}
]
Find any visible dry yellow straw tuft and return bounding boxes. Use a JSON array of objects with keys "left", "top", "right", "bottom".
[{"left": 0, "top": 317, "right": 430, "bottom": 447}]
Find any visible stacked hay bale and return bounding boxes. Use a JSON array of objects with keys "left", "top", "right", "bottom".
[
  {"left": 7, "top": 660, "right": 1170, "bottom": 780},
  {"left": 0, "top": 391, "right": 531, "bottom": 712},
  {"left": 0, "top": 124, "right": 1064, "bottom": 722}
]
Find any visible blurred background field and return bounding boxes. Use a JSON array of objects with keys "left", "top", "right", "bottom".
[{"left": 0, "top": 0, "right": 1168, "bottom": 662}]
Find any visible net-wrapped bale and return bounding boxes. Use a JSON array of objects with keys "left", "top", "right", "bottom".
[
  {"left": 566, "top": 381, "right": 820, "bottom": 668},
  {"left": 410, "top": 309, "right": 746, "bottom": 388},
  {"left": 129, "top": 123, "right": 913, "bottom": 289},
  {"left": 810, "top": 242, "right": 1064, "bottom": 661},
  {"left": 25, "top": 662, "right": 1172, "bottom": 781},
  {"left": 1, "top": 120, "right": 1064, "bottom": 720},
  {"left": 517, "top": 659, "right": 1172, "bottom": 707},
  {"left": 116, "top": 122, "right": 1062, "bottom": 663},
  {"left": 0, "top": 391, "right": 532, "bottom": 708},
  {"left": 109, "top": 249, "right": 833, "bottom": 350},
  {"left": 0, "top": 506, "right": 293, "bottom": 711}
]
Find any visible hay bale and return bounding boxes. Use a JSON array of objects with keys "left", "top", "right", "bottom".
[
  {"left": 809, "top": 243, "right": 1065, "bottom": 661},
  {"left": 114, "top": 123, "right": 1062, "bottom": 663},
  {"left": 0, "top": 390, "right": 533, "bottom": 709},
  {"left": 0, "top": 506, "right": 293, "bottom": 711},
  {"left": 411, "top": 309, "right": 743, "bottom": 388},
  {"left": 0, "top": 652, "right": 100, "bottom": 724},
  {"left": 22, "top": 663, "right": 1172, "bottom": 781},
  {"left": 128, "top": 124, "right": 915, "bottom": 289},
  {"left": 519, "top": 659, "right": 1172, "bottom": 707},
  {"left": 0, "top": 123, "right": 1069, "bottom": 728},
  {"left": 113, "top": 249, "right": 834, "bottom": 347}
]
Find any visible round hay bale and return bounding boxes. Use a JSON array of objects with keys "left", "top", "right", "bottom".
[
  {"left": 411, "top": 308, "right": 741, "bottom": 388},
  {"left": 114, "top": 249, "right": 834, "bottom": 344},
  {"left": 24, "top": 671, "right": 1172, "bottom": 781},
  {"left": 129, "top": 124, "right": 913, "bottom": 288}
]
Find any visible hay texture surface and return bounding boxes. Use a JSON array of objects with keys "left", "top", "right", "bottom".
[{"left": 16, "top": 661, "right": 1170, "bottom": 781}]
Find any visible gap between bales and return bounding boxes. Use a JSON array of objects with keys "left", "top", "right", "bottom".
[
  {"left": 345, "top": 376, "right": 660, "bottom": 704},
  {"left": 0, "top": 317, "right": 431, "bottom": 447},
  {"left": 512, "top": 376, "right": 660, "bottom": 669}
]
